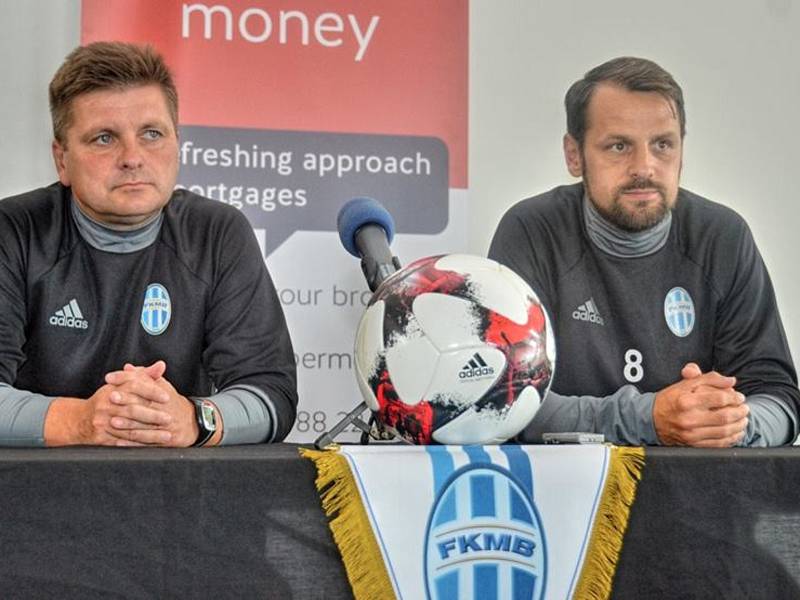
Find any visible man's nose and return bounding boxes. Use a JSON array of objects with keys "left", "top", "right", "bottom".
[
  {"left": 118, "top": 138, "right": 144, "bottom": 170},
  {"left": 628, "top": 146, "right": 655, "bottom": 181}
]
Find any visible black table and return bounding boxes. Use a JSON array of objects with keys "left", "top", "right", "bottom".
[
  {"left": 614, "top": 447, "right": 800, "bottom": 600},
  {"left": 0, "top": 444, "right": 350, "bottom": 600},
  {"left": 0, "top": 445, "right": 798, "bottom": 599}
]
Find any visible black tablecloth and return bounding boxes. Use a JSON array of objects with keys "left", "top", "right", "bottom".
[
  {"left": 614, "top": 447, "right": 800, "bottom": 600},
  {"left": 1, "top": 445, "right": 799, "bottom": 599},
  {"left": 0, "top": 445, "right": 351, "bottom": 600}
]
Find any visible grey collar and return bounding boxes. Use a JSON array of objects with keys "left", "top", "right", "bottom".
[
  {"left": 70, "top": 197, "right": 163, "bottom": 254},
  {"left": 583, "top": 195, "right": 671, "bottom": 258}
]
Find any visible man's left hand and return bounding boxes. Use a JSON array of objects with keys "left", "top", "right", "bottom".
[{"left": 103, "top": 363, "right": 199, "bottom": 447}]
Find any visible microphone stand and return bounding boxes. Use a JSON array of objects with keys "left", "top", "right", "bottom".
[
  {"left": 313, "top": 401, "right": 406, "bottom": 449},
  {"left": 359, "top": 250, "right": 403, "bottom": 292},
  {"left": 313, "top": 253, "right": 404, "bottom": 449}
]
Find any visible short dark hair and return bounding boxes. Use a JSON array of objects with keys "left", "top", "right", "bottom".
[
  {"left": 565, "top": 56, "right": 685, "bottom": 146},
  {"left": 49, "top": 41, "right": 178, "bottom": 144}
]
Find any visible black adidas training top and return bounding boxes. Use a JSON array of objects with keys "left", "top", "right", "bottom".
[
  {"left": 0, "top": 183, "right": 297, "bottom": 442},
  {"left": 489, "top": 183, "right": 799, "bottom": 445}
]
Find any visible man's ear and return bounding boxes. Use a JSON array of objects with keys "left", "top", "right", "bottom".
[
  {"left": 563, "top": 134, "right": 583, "bottom": 178},
  {"left": 52, "top": 140, "right": 70, "bottom": 186}
]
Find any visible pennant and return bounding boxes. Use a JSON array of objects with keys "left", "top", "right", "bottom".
[{"left": 302, "top": 444, "right": 644, "bottom": 600}]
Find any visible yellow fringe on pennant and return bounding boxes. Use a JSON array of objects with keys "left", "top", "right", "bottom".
[
  {"left": 300, "top": 447, "right": 396, "bottom": 600},
  {"left": 572, "top": 446, "right": 646, "bottom": 600}
]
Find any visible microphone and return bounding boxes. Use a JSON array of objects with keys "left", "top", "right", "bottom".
[
  {"left": 337, "top": 197, "right": 402, "bottom": 291},
  {"left": 316, "top": 197, "right": 404, "bottom": 449}
]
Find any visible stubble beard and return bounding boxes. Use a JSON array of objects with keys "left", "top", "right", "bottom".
[{"left": 582, "top": 165, "right": 674, "bottom": 233}]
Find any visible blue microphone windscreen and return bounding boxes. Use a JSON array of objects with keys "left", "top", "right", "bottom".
[{"left": 337, "top": 197, "right": 396, "bottom": 257}]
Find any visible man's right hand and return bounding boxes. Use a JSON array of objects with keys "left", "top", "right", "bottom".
[
  {"left": 653, "top": 363, "right": 749, "bottom": 447},
  {"left": 44, "top": 374, "right": 174, "bottom": 447},
  {"left": 103, "top": 364, "right": 201, "bottom": 447}
]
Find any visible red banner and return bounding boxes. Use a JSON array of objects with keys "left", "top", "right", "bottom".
[{"left": 82, "top": 0, "right": 468, "bottom": 188}]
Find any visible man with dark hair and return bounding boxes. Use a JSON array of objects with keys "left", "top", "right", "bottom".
[
  {"left": 0, "top": 41, "right": 297, "bottom": 447},
  {"left": 489, "top": 56, "right": 799, "bottom": 447}
]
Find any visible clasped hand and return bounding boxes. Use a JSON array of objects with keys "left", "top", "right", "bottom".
[
  {"left": 653, "top": 363, "right": 749, "bottom": 447},
  {"left": 80, "top": 361, "right": 198, "bottom": 447}
]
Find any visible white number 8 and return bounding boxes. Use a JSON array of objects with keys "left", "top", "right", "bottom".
[{"left": 624, "top": 349, "right": 644, "bottom": 383}]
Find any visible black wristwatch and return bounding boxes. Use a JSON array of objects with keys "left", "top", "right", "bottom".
[{"left": 190, "top": 397, "right": 217, "bottom": 447}]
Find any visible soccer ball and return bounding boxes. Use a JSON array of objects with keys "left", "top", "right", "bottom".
[{"left": 354, "top": 254, "right": 555, "bottom": 445}]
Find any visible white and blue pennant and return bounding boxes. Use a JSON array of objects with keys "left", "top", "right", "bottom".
[
  {"left": 141, "top": 283, "right": 172, "bottom": 336},
  {"left": 424, "top": 446, "right": 547, "bottom": 600},
  {"left": 664, "top": 286, "right": 695, "bottom": 337}
]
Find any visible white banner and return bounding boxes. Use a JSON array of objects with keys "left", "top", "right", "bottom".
[{"left": 82, "top": 0, "right": 469, "bottom": 443}]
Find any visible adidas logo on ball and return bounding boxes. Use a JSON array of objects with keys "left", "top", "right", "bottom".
[{"left": 459, "top": 352, "right": 495, "bottom": 380}]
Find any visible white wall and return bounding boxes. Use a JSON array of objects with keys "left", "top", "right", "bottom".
[
  {"left": 1, "top": 0, "right": 798, "bottom": 365},
  {"left": 469, "top": 0, "right": 800, "bottom": 365},
  {"left": 0, "top": 0, "right": 80, "bottom": 196}
]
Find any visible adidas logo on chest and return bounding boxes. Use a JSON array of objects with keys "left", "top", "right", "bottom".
[
  {"left": 49, "top": 299, "right": 89, "bottom": 330},
  {"left": 572, "top": 297, "right": 604, "bottom": 326}
]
